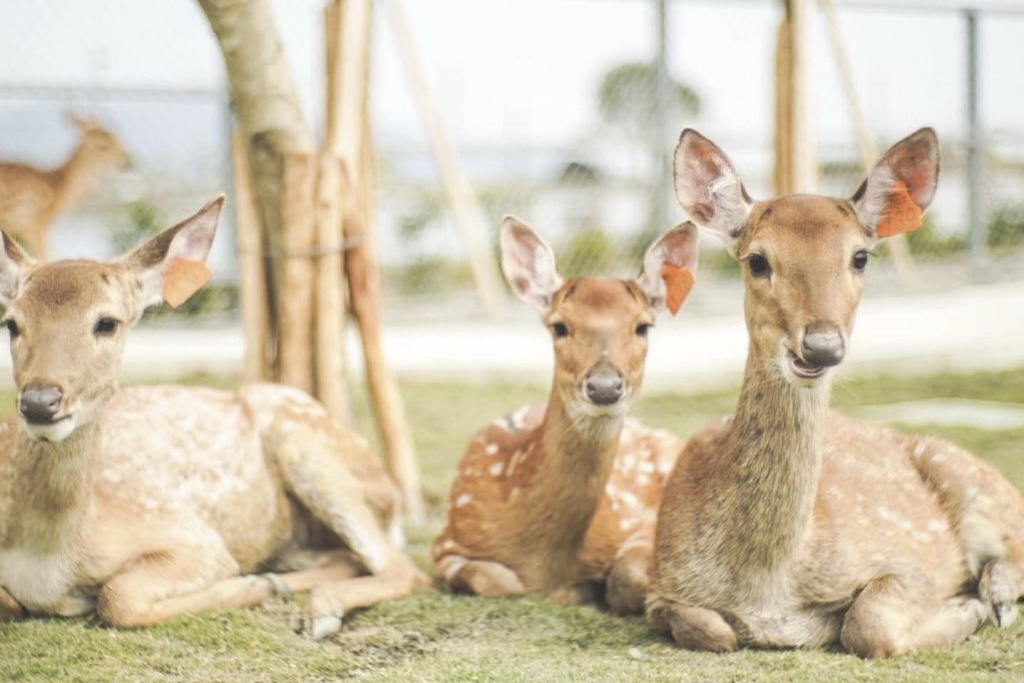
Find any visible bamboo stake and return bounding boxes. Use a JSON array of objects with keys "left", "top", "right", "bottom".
[
  {"left": 315, "top": 0, "right": 353, "bottom": 423},
  {"left": 232, "top": 132, "right": 270, "bottom": 383},
  {"left": 381, "top": 0, "right": 506, "bottom": 319},
  {"left": 277, "top": 150, "right": 317, "bottom": 394},
  {"left": 338, "top": 0, "right": 424, "bottom": 521}
]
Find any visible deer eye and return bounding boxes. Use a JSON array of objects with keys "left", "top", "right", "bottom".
[
  {"left": 3, "top": 319, "right": 19, "bottom": 338},
  {"left": 852, "top": 249, "right": 870, "bottom": 272},
  {"left": 635, "top": 322, "right": 652, "bottom": 337},
  {"left": 93, "top": 317, "right": 120, "bottom": 337},
  {"left": 550, "top": 322, "right": 569, "bottom": 339},
  {"left": 746, "top": 253, "right": 771, "bottom": 279}
]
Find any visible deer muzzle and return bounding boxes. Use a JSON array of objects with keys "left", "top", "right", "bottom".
[
  {"left": 18, "top": 382, "right": 65, "bottom": 425},
  {"left": 584, "top": 364, "right": 625, "bottom": 406}
]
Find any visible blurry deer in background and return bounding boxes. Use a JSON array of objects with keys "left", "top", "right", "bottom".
[
  {"left": 0, "top": 111, "right": 131, "bottom": 260},
  {"left": 434, "top": 217, "right": 694, "bottom": 613},
  {"left": 0, "top": 195, "right": 425, "bottom": 639},
  {"left": 648, "top": 127, "right": 1024, "bottom": 657}
]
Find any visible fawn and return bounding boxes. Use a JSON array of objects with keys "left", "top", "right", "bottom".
[
  {"left": 0, "top": 195, "right": 425, "bottom": 639},
  {"left": 434, "top": 217, "right": 694, "bottom": 612},
  {"left": 648, "top": 127, "right": 1024, "bottom": 657},
  {"left": 0, "top": 111, "right": 130, "bottom": 260}
]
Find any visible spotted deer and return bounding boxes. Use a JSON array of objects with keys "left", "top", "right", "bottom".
[
  {"left": 434, "top": 217, "right": 693, "bottom": 613},
  {"left": 648, "top": 128, "right": 1024, "bottom": 657},
  {"left": 0, "top": 195, "right": 425, "bottom": 639},
  {"left": 0, "top": 111, "right": 131, "bottom": 260}
]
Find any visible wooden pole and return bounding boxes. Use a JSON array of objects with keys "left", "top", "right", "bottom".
[
  {"left": 232, "top": 133, "right": 270, "bottom": 383},
  {"left": 316, "top": 0, "right": 353, "bottom": 423},
  {"left": 381, "top": 0, "right": 506, "bottom": 319},
  {"left": 774, "top": 17, "right": 794, "bottom": 196},
  {"left": 790, "top": 0, "right": 817, "bottom": 194},
  {"left": 277, "top": 150, "right": 318, "bottom": 394},
  {"left": 819, "top": 0, "right": 914, "bottom": 278},
  {"left": 338, "top": 0, "right": 424, "bottom": 521}
]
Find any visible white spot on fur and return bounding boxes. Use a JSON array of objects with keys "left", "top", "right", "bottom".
[
  {"left": 454, "top": 493, "right": 473, "bottom": 508},
  {"left": 484, "top": 443, "right": 499, "bottom": 456},
  {"left": 488, "top": 462, "right": 503, "bottom": 477}
]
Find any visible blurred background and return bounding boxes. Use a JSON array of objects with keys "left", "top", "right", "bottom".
[{"left": 1, "top": 0, "right": 1022, "bottom": 324}]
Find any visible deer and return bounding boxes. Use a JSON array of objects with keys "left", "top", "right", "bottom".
[
  {"left": 647, "top": 127, "right": 1024, "bottom": 658},
  {"left": 0, "top": 195, "right": 426, "bottom": 640},
  {"left": 434, "top": 217, "right": 694, "bottom": 613},
  {"left": 0, "top": 111, "right": 131, "bottom": 260}
]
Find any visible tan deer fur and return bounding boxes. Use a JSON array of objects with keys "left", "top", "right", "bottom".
[
  {"left": 0, "top": 111, "right": 131, "bottom": 260},
  {"left": 434, "top": 218, "right": 694, "bottom": 612},
  {"left": 0, "top": 196, "right": 425, "bottom": 639},
  {"left": 648, "top": 128, "right": 1024, "bottom": 658}
]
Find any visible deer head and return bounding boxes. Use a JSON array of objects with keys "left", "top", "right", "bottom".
[
  {"left": 673, "top": 128, "right": 939, "bottom": 386},
  {"left": 67, "top": 110, "right": 132, "bottom": 171},
  {"left": 500, "top": 217, "right": 697, "bottom": 420},
  {"left": 0, "top": 195, "right": 224, "bottom": 442}
]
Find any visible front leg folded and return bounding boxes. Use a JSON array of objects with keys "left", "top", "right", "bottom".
[{"left": 647, "top": 596, "right": 738, "bottom": 652}]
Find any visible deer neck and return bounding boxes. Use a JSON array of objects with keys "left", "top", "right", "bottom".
[
  {"left": 11, "top": 423, "right": 97, "bottom": 523},
  {"left": 45, "top": 145, "right": 101, "bottom": 218},
  {"left": 514, "top": 395, "right": 623, "bottom": 557},
  {"left": 720, "top": 343, "right": 831, "bottom": 568}
]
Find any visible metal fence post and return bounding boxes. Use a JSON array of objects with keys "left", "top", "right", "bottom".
[{"left": 965, "top": 9, "right": 985, "bottom": 260}]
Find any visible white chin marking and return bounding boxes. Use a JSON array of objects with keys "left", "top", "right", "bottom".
[{"left": 21, "top": 417, "right": 77, "bottom": 442}]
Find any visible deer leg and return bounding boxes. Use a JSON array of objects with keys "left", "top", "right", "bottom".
[
  {"left": 270, "top": 419, "right": 398, "bottom": 576},
  {"left": 979, "top": 543, "right": 1024, "bottom": 628},
  {"left": 95, "top": 547, "right": 284, "bottom": 628},
  {"left": 647, "top": 597, "right": 738, "bottom": 652},
  {"left": 606, "top": 542, "right": 651, "bottom": 615},
  {"left": 0, "top": 586, "right": 26, "bottom": 621},
  {"left": 303, "top": 552, "right": 427, "bottom": 640},
  {"left": 271, "top": 551, "right": 365, "bottom": 593},
  {"left": 841, "top": 573, "right": 985, "bottom": 658},
  {"left": 444, "top": 557, "right": 526, "bottom": 597}
]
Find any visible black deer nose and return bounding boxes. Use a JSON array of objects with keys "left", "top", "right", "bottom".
[
  {"left": 585, "top": 370, "right": 625, "bottom": 406},
  {"left": 19, "top": 383, "right": 63, "bottom": 424},
  {"left": 801, "top": 328, "right": 846, "bottom": 367}
]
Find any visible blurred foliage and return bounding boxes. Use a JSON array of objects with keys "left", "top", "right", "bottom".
[
  {"left": 597, "top": 61, "right": 701, "bottom": 131},
  {"left": 558, "top": 227, "right": 614, "bottom": 277},
  {"left": 986, "top": 203, "right": 1024, "bottom": 253}
]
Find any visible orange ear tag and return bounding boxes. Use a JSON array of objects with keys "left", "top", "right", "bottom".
[
  {"left": 660, "top": 264, "right": 696, "bottom": 316},
  {"left": 162, "top": 258, "right": 211, "bottom": 308},
  {"left": 875, "top": 180, "right": 923, "bottom": 238}
]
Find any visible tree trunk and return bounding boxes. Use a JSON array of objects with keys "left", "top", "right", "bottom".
[{"left": 198, "top": 0, "right": 314, "bottom": 369}]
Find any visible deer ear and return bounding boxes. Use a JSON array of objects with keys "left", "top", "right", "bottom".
[
  {"left": 500, "top": 216, "right": 564, "bottom": 313},
  {"left": 851, "top": 127, "right": 939, "bottom": 240},
  {"left": 673, "top": 128, "right": 752, "bottom": 251},
  {"left": 119, "top": 194, "right": 223, "bottom": 309},
  {"left": 636, "top": 222, "right": 698, "bottom": 316},
  {"left": 0, "top": 232, "right": 35, "bottom": 307},
  {"left": 65, "top": 109, "right": 96, "bottom": 132}
]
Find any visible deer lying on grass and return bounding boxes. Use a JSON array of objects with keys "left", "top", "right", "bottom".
[
  {"left": 648, "top": 128, "right": 1024, "bottom": 657},
  {"left": 0, "top": 195, "right": 425, "bottom": 639},
  {"left": 434, "top": 218, "right": 693, "bottom": 613},
  {"left": 0, "top": 111, "right": 131, "bottom": 260}
]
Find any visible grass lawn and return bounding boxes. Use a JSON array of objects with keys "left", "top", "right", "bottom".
[{"left": 1, "top": 367, "right": 1023, "bottom": 682}]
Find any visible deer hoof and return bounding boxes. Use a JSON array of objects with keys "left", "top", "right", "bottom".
[
  {"left": 979, "top": 560, "right": 1020, "bottom": 628},
  {"left": 306, "top": 614, "right": 344, "bottom": 641}
]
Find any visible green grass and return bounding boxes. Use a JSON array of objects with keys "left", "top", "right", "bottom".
[{"left": 2, "top": 367, "right": 1023, "bottom": 682}]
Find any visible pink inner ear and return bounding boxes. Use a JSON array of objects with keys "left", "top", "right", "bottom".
[{"left": 661, "top": 264, "right": 695, "bottom": 316}]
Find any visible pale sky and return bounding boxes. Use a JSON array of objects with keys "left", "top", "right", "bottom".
[{"left": 1, "top": 0, "right": 1022, "bottom": 151}]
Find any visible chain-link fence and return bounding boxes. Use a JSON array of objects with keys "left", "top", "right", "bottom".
[{"left": 1, "top": 0, "right": 1022, "bottom": 324}]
